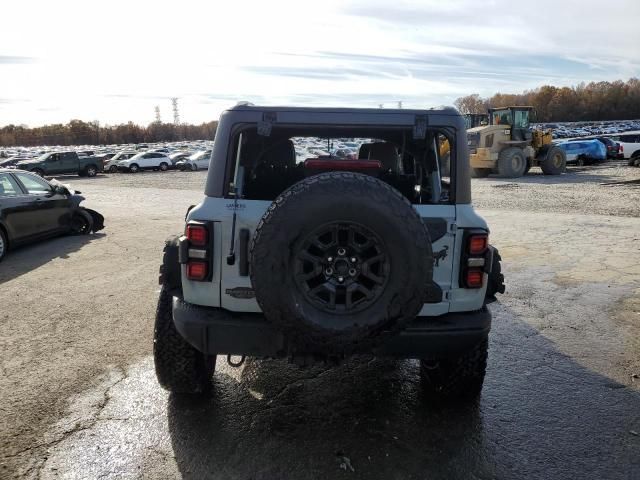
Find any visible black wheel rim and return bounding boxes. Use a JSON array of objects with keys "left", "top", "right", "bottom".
[
  {"left": 71, "top": 215, "right": 89, "bottom": 234},
  {"left": 294, "top": 222, "right": 390, "bottom": 314}
]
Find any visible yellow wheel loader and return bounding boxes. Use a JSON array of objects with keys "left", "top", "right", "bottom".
[
  {"left": 467, "top": 106, "right": 566, "bottom": 178},
  {"left": 439, "top": 113, "right": 489, "bottom": 176}
]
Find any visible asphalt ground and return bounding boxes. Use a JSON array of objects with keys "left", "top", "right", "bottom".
[{"left": 1, "top": 162, "right": 639, "bottom": 479}]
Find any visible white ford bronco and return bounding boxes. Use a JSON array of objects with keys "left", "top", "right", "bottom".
[{"left": 154, "top": 105, "right": 504, "bottom": 401}]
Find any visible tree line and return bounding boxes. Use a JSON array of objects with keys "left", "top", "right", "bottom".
[
  {"left": 454, "top": 78, "right": 640, "bottom": 123},
  {"left": 0, "top": 120, "right": 218, "bottom": 147}
]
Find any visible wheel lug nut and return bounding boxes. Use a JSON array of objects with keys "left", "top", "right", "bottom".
[
  {"left": 338, "top": 276, "right": 344, "bottom": 283},
  {"left": 337, "top": 248, "right": 346, "bottom": 256},
  {"left": 348, "top": 268, "right": 357, "bottom": 276},
  {"left": 325, "top": 268, "right": 333, "bottom": 275},
  {"left": 350, "top": 257, "right": 357, "bottom": 263},
  {"left": 327, "top": 257, "right": 333, "bottom": 262}
]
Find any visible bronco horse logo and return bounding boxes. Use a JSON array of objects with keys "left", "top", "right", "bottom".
[{"left": 433, "top": 245, "right": 449, "bottom": 267}]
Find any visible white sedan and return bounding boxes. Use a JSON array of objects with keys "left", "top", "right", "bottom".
[{"left": 118, "top": 152, "right": 172, "bottom": 173}]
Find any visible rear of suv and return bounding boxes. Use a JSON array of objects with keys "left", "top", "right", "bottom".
[{"left": 154, "top": 105, "right": 504, "bottom": 402}]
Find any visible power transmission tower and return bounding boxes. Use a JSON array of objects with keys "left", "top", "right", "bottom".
[
  {"left": 171, "top": 98, "right": 180, "bottom": 125},
  {"left": 154, "top": 106, "right": 161, "bottom": 123}
]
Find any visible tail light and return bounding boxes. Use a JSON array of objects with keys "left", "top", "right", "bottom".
[
  {"left": 468, "top": 234, "right": 488, "bottom": 255},
  {"left": 461, "top": 231, "right": 489, "bottom": 289},
  {"left": 620, "top": 145, "right": 624, "bottom": 153},
  {"left": 186, "top": 224, "right": 207, "bottom": 246},
  {"left": 186, "top": 261, "right": 208, "bottom": 281},
  {"left": 183, "top": 222, "right": 212, "bottom": 281}
]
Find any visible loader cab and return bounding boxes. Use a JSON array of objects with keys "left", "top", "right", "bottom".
[
  {"left": 464, "top": 114, "right": 489, "bottom": 130},
  {"left": 488, "top": 106, "right": 533, "bottom": 143}
]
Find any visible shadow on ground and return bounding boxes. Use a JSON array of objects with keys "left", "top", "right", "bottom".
[
  {"left": 0, "top": 233, "right": 104, "bottom": 285},
  {"left": 166, "top": 303, "right": 640, "bottom": 480}
]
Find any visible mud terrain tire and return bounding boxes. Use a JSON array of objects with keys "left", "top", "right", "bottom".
[
  {"left": 154, "top": 286, "right": 216, "bottom": 394},
  {"left": 485, "top": 249, "right": 505, "bottom": 302},
  {"left": 250, "top": 172, "right": 434, "bottom": 353},
  {"left": 420, "top": 336, "right": 488, "bottom": 401}
]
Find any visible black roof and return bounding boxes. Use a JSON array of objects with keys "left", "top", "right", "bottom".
[{"left": 227, "top": 104, "right": 459, "bottom": 116}]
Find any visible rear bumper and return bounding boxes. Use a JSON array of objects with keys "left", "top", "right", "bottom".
[{"left": 172, "top": 297, "right": 491, "bottom": 359}]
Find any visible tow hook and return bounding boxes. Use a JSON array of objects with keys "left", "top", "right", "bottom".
[{"left": 227, "top": 355, "right": 245, "bottom": 367}]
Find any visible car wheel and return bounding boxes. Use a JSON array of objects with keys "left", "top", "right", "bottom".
[
  {"left": 70, "top": 210, "right": 93, "bottom": 235},
  {"left": 0, "top": 228, "right": 7, "bottom": 262},
  {"left": 420, "top": 336, "right": 488, "bottom": 402},
  {"left": 32, "top": 168, "right": 45, "bottom": 177},
  {"left": 109, "top": 165, "right": 118, "bottom": 173},
  {"left": 159, "top": 162, "right": 169, "bottom": 171},
  {"left": 191, "top": 164, "right": 197, "bottom": 172},
  {"left": 85, "top": 165, "right": 98, "bottom": 177},
  {"left": 250, "top": 171, "right": 434, "bottom": 353},
  {"left": 129, "top": 163, "right": 139, "bottom": 173},
  {"left": 154, "top": 285, "right": 216, "bottom": 394}
]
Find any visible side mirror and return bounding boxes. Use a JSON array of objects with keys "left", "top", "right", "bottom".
[{"left": 53, "top": 185, "right": 69, "bottom": 195}]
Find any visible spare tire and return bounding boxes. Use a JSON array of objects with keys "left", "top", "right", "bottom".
[{"left": 250, "top": 172, "right": 433, "bottom": 353}]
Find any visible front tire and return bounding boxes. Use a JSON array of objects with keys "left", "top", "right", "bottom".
[
  {"left": 159, "top": 162, "right": 169, "bottom": 171},
  {"left": 129, "top": 163, "right": 139, "bottom": 173},
  {"left": 154, "top": 286, "right": 216, "bottom": 394},
  {"left": 497, "top": 147, "right": 526, "bottom": 178},
  {"left": 0, "top": 228, "right": 7, "bottom": 262},
  {"left": 540, "top": 146, "right": 566, "bottom": 175},
  {"left": 420, "top": 337, "right": 488, "bottom": 402},
  {"left": 70, "top": 210, "right": 93, "bottom": 235},
  {"left": 109, "top": 165, "right": 118, "bottom": 173}
]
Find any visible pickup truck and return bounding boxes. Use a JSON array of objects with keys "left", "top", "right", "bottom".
[{"left": 14, "top": 152, "right": 103, "bottom": 177}]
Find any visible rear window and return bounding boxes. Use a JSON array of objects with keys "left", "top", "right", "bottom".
[{"left": 226, "top": 126, "right": 454, "bottom": 205}]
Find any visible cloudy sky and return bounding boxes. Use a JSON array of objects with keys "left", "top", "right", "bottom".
[{"left": 1, "top": 0, "right": 639, "bottom": 126}]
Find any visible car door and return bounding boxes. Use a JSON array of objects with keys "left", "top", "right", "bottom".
[
  {"left": 0, "top": 173, "right": 38, "bottom": 243},
  {"left": 44, "top": 153, "right": 63, "bottom": 174},
  {"left": 13, "top": 172, "right": 71, "bottom": 234},
  {"left": 60, "top": 152, "right": 78, "bottom": 173},
  {"left": 142, "top": 153, "right": 156, "bottom": 168}
]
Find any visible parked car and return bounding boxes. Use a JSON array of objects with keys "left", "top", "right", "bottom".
[
  {"left": 0, "top": 156, "right": 31, "bottom": 168},
  {"left": 118, "top": 152, "right": 171, "bottom": 173},
  {"left": 607, "top": 134, "right": 640, "bottom": 162},
  {"left": 104, "top": 151, "right": 136, "bottom": 173},
  {"left": 14, "top": 151, "right": 103, "bottom": 177},
  {"left": 568, "top": 137, "right": 620, "bottom": 159},
  {"left": 556, "top": 140, "right": 607, "bottom": 165},
  {"left": 332, "top": 148, "right": 357, "bottom": 160},
  {"left": 0, "top": 169, "right": 104, "bottom": 261},
  {"left": 154, "top": 104, "right": 505, "bottom": 401},
  {"left": 177, "top": 151, "right": 211, "bottom": 171},
  {"left": 169, "top": 151, "right": 192, "bottom": 168}
]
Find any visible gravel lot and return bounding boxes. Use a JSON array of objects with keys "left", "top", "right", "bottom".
[{"left": 1, "top": 164, "right": 639, "bottom": 479}]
